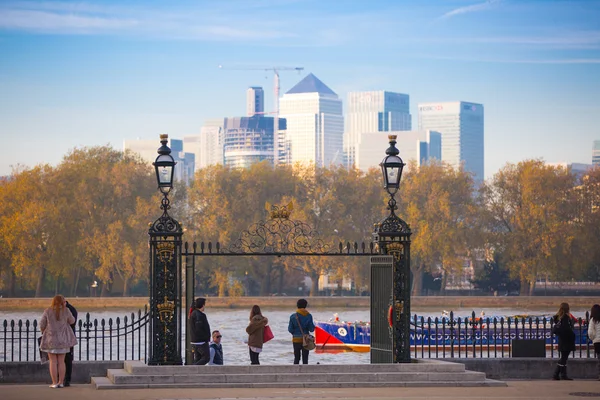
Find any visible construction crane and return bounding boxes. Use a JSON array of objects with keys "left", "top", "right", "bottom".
[{"left": 219, "top": 65, "right": 304, "bottom": 165}]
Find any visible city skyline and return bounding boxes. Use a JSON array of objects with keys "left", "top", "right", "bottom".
[{"left": 1, "top": 0, "right": 600, "bottom": 178}]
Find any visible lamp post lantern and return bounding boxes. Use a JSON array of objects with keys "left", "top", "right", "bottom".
[
  {"left": 372, "top": 134, "right": 412, "bottom": 363},
  {"left": 148, "top": 134, "right": 183, "bottom": 365}
]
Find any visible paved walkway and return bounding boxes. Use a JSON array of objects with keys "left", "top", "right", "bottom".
[{"left": 1, "top": 381, "right": 600, "bottom": 400}]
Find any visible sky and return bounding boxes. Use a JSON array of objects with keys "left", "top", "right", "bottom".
[{"left": 1, "top": 0, "right": 599, "bottom": 179}]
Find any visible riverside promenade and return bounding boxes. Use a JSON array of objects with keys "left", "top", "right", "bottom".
[
  {"left": 2, "top": 295, "right": 599, "bottom": 310},
  {"left": 2, "top": 381, "right": 600, "bottom": 400}
]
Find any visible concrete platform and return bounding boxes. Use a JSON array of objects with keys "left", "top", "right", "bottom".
[{"left": 91, "top": 360, "right": 505, "bottom": 389}]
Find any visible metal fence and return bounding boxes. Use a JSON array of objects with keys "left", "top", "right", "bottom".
[
  {"left": 1, "top": 306, "right": 149, "bottom": 362},
  {"left": 410, "top": 311, "right": 595, "bottom": 359},
  {"left": 1, "top": 308, "right": 596, "bottom": 362}
]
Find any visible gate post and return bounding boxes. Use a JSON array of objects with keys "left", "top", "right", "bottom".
[
  {"left": 148, "top": 134, "right": 183, "bottom": 365},
  {"left": 373, "top": 135, "right": 412, "bottom": 363}
]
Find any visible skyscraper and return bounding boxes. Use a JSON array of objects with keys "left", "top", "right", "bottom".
[
  {"left": 247, "top": 87, "right": 264, "bottom": 116},
  {"left": 198, "top": 119, "right": 225, "bottom": 169},
  {"left": 279, "top": 73, "right": 344, "bottom": 167},
  {"left": 345, "top": 91, "right": 411, "bottom": 168},
  {"left": 222, "top": 116, "right": 286, "bottom": 168},
  {"left": 418, "top": 101, "right": 484, "bottom": 181},
  {"left": 593, "top": 140, "right": 600, "bottom": 167},
  {"left": 123, "top": 137, "right": 195, "bottom": 183}
]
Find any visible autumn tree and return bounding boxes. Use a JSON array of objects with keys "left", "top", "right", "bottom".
[
  {"left": 481, "top": 160, "right": 576, "bottom": 295},
  {"left": 399, "top": 161, "right": 479, "bottom": 295}
]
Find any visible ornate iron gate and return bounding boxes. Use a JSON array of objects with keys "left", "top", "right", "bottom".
[
  {"left": 179, "top": 201, "right": 412, "bottom": 365},
  {"left": 369, "top": 255, "right": 394, "bottom": 363}
]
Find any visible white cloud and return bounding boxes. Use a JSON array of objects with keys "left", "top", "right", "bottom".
[
  {"left": 438, "top": 0, "right": 502, "bottom": 21},
  {"left": 413, "top": 54, "right": 600, "bottom": 64},
  {"left": 0, "top": 9, "right": 138, "bottom": 32}
]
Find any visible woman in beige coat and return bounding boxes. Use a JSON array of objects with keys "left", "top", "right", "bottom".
[
  {"left": 245, "top": 305, "right": 268, "bottom": 365},
  {"left": 40, "top": 295, "right": 77, "bottom": 388}
]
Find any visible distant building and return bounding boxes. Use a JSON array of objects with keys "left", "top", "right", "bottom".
[
  {"left": 418, "top": 101, "right": 484, "bottom": 181},
  {"left": 222, "top": 115, "right": 286, "bottom": 168},
  {"left": 345, "top": 91, "right": 411, "bottom": 168},
  {"left": 196, "top": 119, "right": 225, "bottom": 169},
  {"left": 247, "top": 87, "right": 264, "bottom": 117},
  {"left": 123, "top": 137, "right": 195, "bottom": 184},
  {"left": 183, "top": 134, "right": 201, "bottom": 172},
  {"left": 356, "top": 130, "right": 441, "bottom": 173},
  {"left": 549, "top": 162, "right": 594, "bottom": 177},
  {"left": 593, "top": 140, "right": 600, "bottom": 166},
  {"left": 279, "top": 73, "right": 344, "bottom": 167}
]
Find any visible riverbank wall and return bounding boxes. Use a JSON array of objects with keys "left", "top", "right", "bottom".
[{"left": 1, "top": 296, "right": 598, "bottom": 311}]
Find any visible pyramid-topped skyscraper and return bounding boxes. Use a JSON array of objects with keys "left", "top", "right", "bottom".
[
  {"left": 279, "top": 73, "right": 343, "bottom": 167},
  {"left": 286, "top": 73, "right": 337, "bottom": 96}
]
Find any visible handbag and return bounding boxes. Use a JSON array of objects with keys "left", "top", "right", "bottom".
[
  {"left": 295, "top": 313, "right": 316, "bottom": 351},
  {"left": 263, "top": 324, "right": 274, "bottom": 343}
]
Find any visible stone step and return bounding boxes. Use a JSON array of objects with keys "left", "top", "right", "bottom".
[
  {"left": 92, "top": 360, "right": 506, "bottom": 389},
  {"left": 122, "top": 359, "right": 466, "bottom": 375},
  {"left": 107, "top": 369, "right": 486, "bottom": 385},
  {"left": 93, "top": 377, "right": 506, "bottom": 390}
]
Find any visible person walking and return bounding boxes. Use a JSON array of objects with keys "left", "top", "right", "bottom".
[
  {"left": 39, "top": 295, "right": 77, "bottom": 388},
  {"left": 288, "top": 298, "right": 315, "bottom": 365},
  {"left": 189, "top": 297, "right": 211, "bottom": 365},
  {"left": 208, "top": 330, "right": 224, "bottom": 365},
  {"left": 246, "top": 305, "right": 268, "bottom": 365},
  {"left": 63, "top": 300, "right": 77, "bottom": 387},
  {"left": 552, "top": 302, "right": 576, "bottom": 380},
  {"left": 588, "top": 304, "right": 600, "bottom": 380}
]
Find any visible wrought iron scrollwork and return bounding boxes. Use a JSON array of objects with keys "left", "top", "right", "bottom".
[
  {"left": 228, "top": 202, "right": 332, "bottom": 254},
  {"left": 149, "top": 195, "right": 182, "bottom": 235},
  {"left": 375, "top": 194, "right": 411, "bottom": 235}
]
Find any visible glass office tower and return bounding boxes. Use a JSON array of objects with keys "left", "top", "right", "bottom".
[
  {"left": 346, "top": 91, "right": 411, "bottom": 168},
  {"left": 418, "top": 101, "right": 484, "bottom": 181}
]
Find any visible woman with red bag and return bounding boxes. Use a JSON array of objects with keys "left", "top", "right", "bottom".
[{"left": 246, "top": 305, "right": 269, "bottom": 365}]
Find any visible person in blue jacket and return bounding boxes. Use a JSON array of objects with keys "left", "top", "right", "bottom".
[{"left": 288, "top": 298, "right": 315, "bottom": 364}]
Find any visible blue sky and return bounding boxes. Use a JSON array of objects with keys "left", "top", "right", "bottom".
[{"left": 1, "top": 0, "right": 599, "bottom": 179}]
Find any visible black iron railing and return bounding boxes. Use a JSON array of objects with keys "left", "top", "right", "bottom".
[
  {"left": 1, "top": 308, "right": 595, "bottom": 362},
  {"left": 1, "top": 306, "right": 149, "bottom": 362},
  {"left": 410, "top": 311, "right": 594, "bottom": 359}
]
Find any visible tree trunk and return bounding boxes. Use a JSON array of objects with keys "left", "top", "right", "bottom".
[
  {"left": 276, "top": 266, "right": 284, "bottom": 295},
  {"left": 72, "top": 266, "right": 82, "bottom": 297},
  {"left": 101, "top": 282, "right": 109, "bottom": 297},
  {"left": 411, "top": 265, "right": 424, "bottom": 296},
  {"left": 519, "top": 277, "right": 528, "bottom": 296},
  {"left": 259, "top": 265, "right": 273, "bottom": 296},
  {"left": 440, "top": 271, "right": 448, "bottom": 295},
  {"left": 54, "top": 277, "right": 59, "bottom": 295},
  {"left": 35, "top": 266, "right": 46, "bottom": 297},
  {"left": 528, "top": 280, "right": 536, "bottom": 296},
  {"left": 8, "top": 270, "right": 16, "bottom": 297},
  {"left": 123, "top": 277, "right": 130, "bottom": 297},
  {"left": 218, "top": 281, "right": 227, "bottom": 297},
  {"left": 309, "top": 272, "right": 319, "bottom": 296}
]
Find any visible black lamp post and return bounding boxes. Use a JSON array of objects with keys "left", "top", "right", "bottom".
[
  {"left": 372, "top": 134, "right": 412, "bottom": 363},
  {"left": 148, "top": 134, "right": 183, "bottom": 365}
]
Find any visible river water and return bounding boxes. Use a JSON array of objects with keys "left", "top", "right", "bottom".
[{"left": 1, "top": 306, "right": 591, "bottom": 365}]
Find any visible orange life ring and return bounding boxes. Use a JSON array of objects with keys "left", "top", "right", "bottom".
[{"left": 388, "top": 305, "right": 394, "bottom": 327}]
